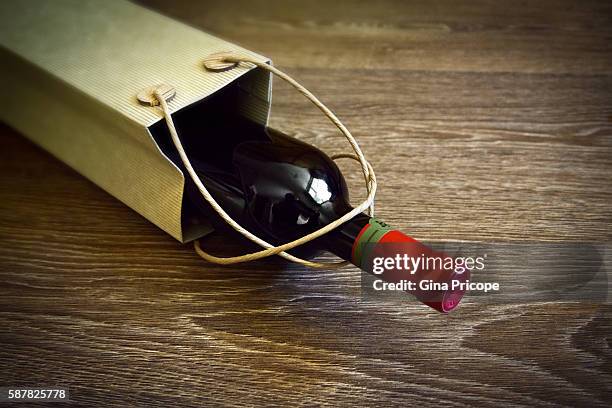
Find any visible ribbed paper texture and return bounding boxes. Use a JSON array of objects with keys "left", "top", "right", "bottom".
[{"left": 0, "top": 0, "right": 272, "bottom": 241}]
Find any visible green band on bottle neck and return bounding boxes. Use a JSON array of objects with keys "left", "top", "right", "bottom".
[{"left": 352, "top": 217, "right": 393, "bottom": 268}]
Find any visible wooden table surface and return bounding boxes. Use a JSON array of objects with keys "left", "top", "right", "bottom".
[{"left": 1, "top": 1, "right": 611, "bottom": 406}]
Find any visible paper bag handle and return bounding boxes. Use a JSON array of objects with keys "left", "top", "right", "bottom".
[{"left": 146, "top": 53, "right": 377, "bottom": 269}]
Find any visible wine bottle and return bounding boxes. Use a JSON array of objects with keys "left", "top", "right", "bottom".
[{"left": 168, "top": 113, "right": 468, "bottom": 313}]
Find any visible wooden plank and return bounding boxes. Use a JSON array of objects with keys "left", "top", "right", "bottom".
[{"left": 140, "top": 0, "right": 612, "bottom": 74}]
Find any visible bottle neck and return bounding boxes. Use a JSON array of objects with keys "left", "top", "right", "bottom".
[
  {"left": 324, "top": 213, "right": 411, "bottom": 269},
  {"left": 322, "top": 212, "right": 371, "bottom": 264}
]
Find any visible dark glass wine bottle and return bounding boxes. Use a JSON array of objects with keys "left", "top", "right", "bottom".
[{"left": 168, "top": 112, "right": 468, "bottom": 313}]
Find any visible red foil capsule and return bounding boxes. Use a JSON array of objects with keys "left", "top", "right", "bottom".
[{"left": 352, "top": 219, "right": 470, "bottom": 313}]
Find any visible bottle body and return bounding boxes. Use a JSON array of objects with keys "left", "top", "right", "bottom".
[{"left": 184, "top": 124, "right": 357, "bottom": 259}]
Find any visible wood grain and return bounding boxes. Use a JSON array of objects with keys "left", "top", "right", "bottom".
[{"left": 1, "top": 0, "right": 611, "bottom": 406}]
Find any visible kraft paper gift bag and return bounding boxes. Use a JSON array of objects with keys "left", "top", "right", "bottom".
[{"left": 0, "top": 0, "right": 272, "bottom": 242}]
